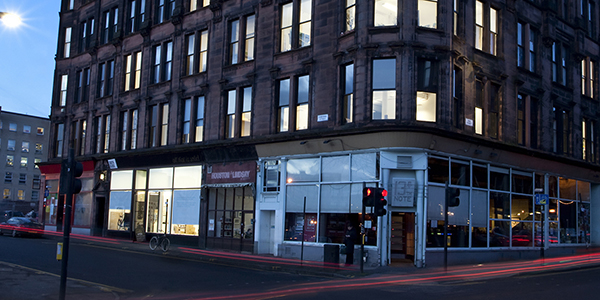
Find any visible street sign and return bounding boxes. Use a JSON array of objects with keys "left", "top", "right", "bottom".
[
  {"left": 44, "top": 189, "right": 49, "bottom": 197},
  {"left": 535, "top": 194, "right": 549, "bottom": 205}
]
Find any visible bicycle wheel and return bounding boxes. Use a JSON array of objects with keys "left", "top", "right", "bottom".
[
  {"left": 149, "top": 236, "right": 159, "bottom": 250},
  {"left": 160, "top": 237, "right": 170, "bottom": 252}
]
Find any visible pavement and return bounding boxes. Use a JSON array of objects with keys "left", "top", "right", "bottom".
[{"left": 2, "top": 233, "right": 600, "bottom": 300}]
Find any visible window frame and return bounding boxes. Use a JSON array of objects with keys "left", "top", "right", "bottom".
[
  {"left": 372, "top": 58, "right": 397, "bottom": 120},
  {"left": 124, "top": 51, "right": 143, "bottom": 91},
  {"left": 98, "top": 60, "right": 115, "bottom": 98},
  {"left": 279, "top": 0, "right": 312, "bottom": 52},
  {"left": 127, "top": 0, "right": 147, "bottom": 34},
  {"left": 101, "top": 7, "right": 119, "bottom": 45}
]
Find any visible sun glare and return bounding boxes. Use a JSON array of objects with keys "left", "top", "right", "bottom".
[{"left": 1, "top": 12, "right": 22, "bottom": 28}]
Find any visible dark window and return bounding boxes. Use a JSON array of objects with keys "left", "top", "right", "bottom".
[
  {"left": 101, "top": 7, "right": 119, "bottom": 44},
  {"left": 127, "top": 0, "right": 147, "bottom": 33}
]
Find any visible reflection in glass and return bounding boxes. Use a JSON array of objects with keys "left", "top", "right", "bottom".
[
  {"left": 489, "top": 192, "right": 510, "bottom": 219},
  {"left": 322, "top": 156, "right": 350, "bottom": 182},
  {"left": 418, "top": 0, "right": 437, "bottom": 28},
  {"left": 374, "top": 0, "right": 397, "bottom": 26},
  {"left": 287, "top": 158, "right": 319, "bottom": 182},
  {"left": 489, "top": 220, "right": 510, "bottom": 247},
  {"left": 416, "top": 92, "right": 436, "bottom": 122}
]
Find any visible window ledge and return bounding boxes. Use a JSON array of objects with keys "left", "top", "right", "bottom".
[
  {"left": 367, "top": 26, "right": 400, "bottom": 34},
  {"left": 416, "top": 26, "right": 445, "bottom": 36}
]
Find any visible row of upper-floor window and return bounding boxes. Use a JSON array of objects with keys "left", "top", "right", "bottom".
[
  {"left": 4, "top": 173, "right": 40, "bottom": 187},
  {"left": 4, "top": 155, "right": 41, "bottom": 169},
  {"left": 2, "top": 188, "right": 39, "bottom": 201},
  {"left": 58, "top": 14, "right": 600, "bottom": 108},
  {"left": 57, "top": 37, "right": 599, "bottom": 117},
  {"left": 53, "top": 58, "right": 600, "bottom": 166},
  {"left": 60, "top": 0, "right": 600, "bottom": 63},
  {"left": 0, "top": 139, "right": 44, "bottom": 154},
  {"left": 0, "top": 121, "right": 45, "bottom": 135}
]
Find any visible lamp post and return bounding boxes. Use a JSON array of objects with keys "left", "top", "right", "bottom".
[{"left": 0, "top": 12, "right": 22, "bottom": 28}]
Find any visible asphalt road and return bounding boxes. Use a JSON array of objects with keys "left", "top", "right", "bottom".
[
  {"left": 0, "top": 235, "right": 327, "bottom": 299},
  {"left": 1, "top": 234, "right": 600, "bottom": 299}
]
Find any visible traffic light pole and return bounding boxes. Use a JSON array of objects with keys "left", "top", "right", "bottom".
[
  {"left": 444, "top": 182, "right": 449, "bottom": 272},
  {"left": 59, "top": 149, "right": 75, "bottom": 300},
  {"left": 361, "top": 194, "right": 365, "bottom": 273}
]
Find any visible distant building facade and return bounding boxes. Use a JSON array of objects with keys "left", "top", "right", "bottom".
[
  {"left": 47, "top": 0, "right": 600, "bottom": 267},
  {"left": 0, "top": 108, "right": 49, "bottom": 215}
]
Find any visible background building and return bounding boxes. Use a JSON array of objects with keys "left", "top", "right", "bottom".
[
  {"left": 0, "top": 107, "right": 49, "bottom": 216},
  {"left": 48, "top": 0, "right": 600, "bottom": 267}
]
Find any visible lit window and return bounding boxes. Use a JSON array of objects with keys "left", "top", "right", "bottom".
[
  {"left": 124, "top": 52, "right": 142, "bottom": 91},
  {"left": 64, "top": 27, "right": 72, "bottom": 58},
  {"left": 374, "top": 0, "right": 397, "bottom": 26},
  {"left": 20, "top": 157, "right": 27, "bottom": 168},
  {"left": 280, "top": 0, "right": 311, "bottom": 52},
  {"left": 296, "top": 75, "right": 309, "bottom": 130},
  {"left": 345, "top": 0, "right": 355, "bottom": 32},
  {"left": 372, "top": 59, "right": 396, "bottom": 120},
  {"left": 418, "top": 0, "right": 437, "bottom": 28},
  {"left": 416, "top": 59, "right": 438, "bottom": 122}
]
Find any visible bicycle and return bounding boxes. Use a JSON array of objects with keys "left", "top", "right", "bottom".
[{"left": 149, "top": 232, "right": 170, "bottom": 252}]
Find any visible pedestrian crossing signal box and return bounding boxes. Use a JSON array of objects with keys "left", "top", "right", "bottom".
[{"left": 57, "top": 242, "right": 63, "bottom": 261}]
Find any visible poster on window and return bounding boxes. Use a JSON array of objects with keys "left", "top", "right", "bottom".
[{"left": 391, "top": 178, "right": 416, "bottom": 207}]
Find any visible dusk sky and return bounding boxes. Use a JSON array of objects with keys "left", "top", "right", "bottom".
[{"left": 0, "top": 0, "right": 60, "bottom": 118}]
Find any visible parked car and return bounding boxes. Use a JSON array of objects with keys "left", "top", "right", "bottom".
[
  {"left": 1, "top": 210, "right": 25, "bottom": 223},
  {"left": 0, "top": 217, "right": 44, "bottom": 237}
]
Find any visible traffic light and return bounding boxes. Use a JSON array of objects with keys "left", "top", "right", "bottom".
[
  {"left": 374, "top": 188, "right": 388, "bottom": 216},
  {"left": 363, "top": 187, "right": 375, "bottom": 206},
  {"left": 59, "top": 150, "right": 84, "bottom": 195},
  {"left": 71, "top": 159, "right": 83, "bottom": 194},
  {"left": 445, "top": 187, "right": 460, "bottom": 207}
]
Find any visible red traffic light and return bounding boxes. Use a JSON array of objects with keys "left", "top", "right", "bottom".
[{"left": 381, "top": 189, "right": 387, "bottom": 197}]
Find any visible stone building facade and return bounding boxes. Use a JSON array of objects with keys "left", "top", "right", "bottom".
[{"left": 47, "top": 0, "right": 600, "bottom": 267}]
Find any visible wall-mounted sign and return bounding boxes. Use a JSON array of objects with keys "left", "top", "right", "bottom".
[
  {"left": 206, "top": 161, "right": 257, "bottom": 184},
  {"left": 317, "top": 114, "right": 328, "bottom": 122},
  {"left": 108, "top": 159, "right": 118, "bottom": 169},
  {"left": 391, "top": 178, "right": 416, "bottom": 207},
  {"left": 465, "top": 118, "right": 474, "bottom": 127}
]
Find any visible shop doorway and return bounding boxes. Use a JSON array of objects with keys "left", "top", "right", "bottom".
[
  {"left": 206, "top": 187, "right": 255, "bottom": 252},
  {"left": 92, "top": 197, "right": 105, "bottom": 236},
  {"left": 390, "top": 212, "right": 415, "bottom": 263}
]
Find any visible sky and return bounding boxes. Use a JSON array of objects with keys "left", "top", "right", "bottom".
[{"left": 0, "top": 0, "right": 60, "bottom": 118}]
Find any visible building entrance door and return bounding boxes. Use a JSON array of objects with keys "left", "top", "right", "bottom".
[{"left": 390, "top": 212, "right": 415, "bottom": 263}]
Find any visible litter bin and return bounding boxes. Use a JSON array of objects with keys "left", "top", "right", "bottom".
[{"left": 323, "top": 244, "right": 340, "bottom": 264}]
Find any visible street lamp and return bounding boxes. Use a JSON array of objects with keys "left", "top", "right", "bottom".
[{"left": 0, "top": 12, "right": 22, "bottom": 28}]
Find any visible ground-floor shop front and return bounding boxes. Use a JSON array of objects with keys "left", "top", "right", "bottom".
[
  {"left": 253, "top": 133, "right": 600, "bottom": 268},
  {"left": 104, "top": 155, "right": 257, "bottom": 252},
  {"left": 39, "top": 147, "right": 259, "bottom": 252}
]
